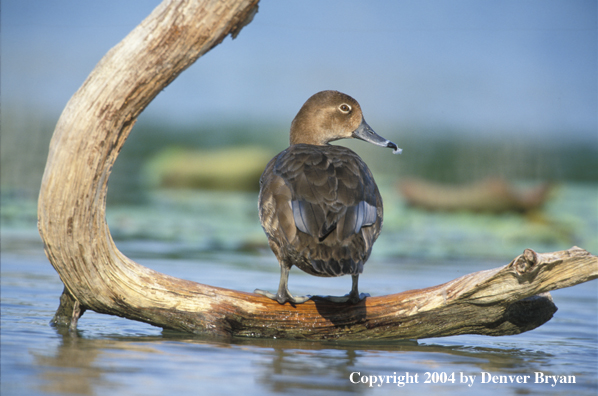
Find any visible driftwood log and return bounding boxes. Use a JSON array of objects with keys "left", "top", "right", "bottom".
[
  {"left": 38, "top": 0, "right": 598, "bottom": 340},
  {"left": 400, "top": 177, "right": 552, "bottom": 213}
]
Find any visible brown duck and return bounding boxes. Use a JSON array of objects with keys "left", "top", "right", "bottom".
[{"left": 256, "top": 90, "right": 401, "bottom": 304}]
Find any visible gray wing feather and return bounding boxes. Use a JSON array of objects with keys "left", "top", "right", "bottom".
[
  {"left": 291, "top": 200, "right": 311, "bottom": 235},
  {"left": 293, "top": 198, "right": 377, "bottom": 239}
]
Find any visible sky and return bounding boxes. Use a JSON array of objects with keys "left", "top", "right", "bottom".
[{"left": 1, "top": 0, "right": 597, "bottom": 144}]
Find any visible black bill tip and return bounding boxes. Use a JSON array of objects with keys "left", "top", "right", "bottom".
[{"left": 387, "top": 141, "right": 402, "bottom": 155}]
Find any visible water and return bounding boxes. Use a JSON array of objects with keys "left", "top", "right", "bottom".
[{"left": 1, "top": 185, "right": 597, "bottom": 395}]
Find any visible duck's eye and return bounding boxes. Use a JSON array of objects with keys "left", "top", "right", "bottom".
[{"left": 339, "top": 104, "right": 351, "bottom": 113}]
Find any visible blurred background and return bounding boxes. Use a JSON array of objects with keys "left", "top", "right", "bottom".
[{"left": 2, "top": 0, "right": 596, "bottom": 260}]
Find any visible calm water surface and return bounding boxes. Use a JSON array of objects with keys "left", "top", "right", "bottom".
[{"left": 1, "top": 185, "right": 597, "bottom": 395}]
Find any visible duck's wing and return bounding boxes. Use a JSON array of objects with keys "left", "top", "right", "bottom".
[{"left": 260, "top": 145, "right": 382, "bottom": 248}]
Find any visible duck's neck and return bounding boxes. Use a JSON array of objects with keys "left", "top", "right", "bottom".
[
  {"left": 290, "top": 133, "right": 328, "bottom": 146},
  {"left": 289, "top": 120, "right": 330, "bottom": 146}
]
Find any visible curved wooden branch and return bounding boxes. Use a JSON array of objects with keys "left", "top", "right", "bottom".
[{"left": 38, "top": 0, "right": 598, "bottom": 340}]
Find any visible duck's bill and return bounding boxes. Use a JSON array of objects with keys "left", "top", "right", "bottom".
[{"left": 353, "top": 118, "right": 402, "bottom": 155}]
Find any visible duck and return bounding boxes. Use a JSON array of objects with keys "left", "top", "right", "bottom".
[{"left": 255, "top": 90, "right": 401, "bottom": 304}]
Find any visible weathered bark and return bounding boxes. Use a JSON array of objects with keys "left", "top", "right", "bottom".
[
  {"left": 50, "top": 287, "right": 86, "bottom": 332},
  {"left": 38, "top": 0, "right": 598, "bottom": 340}
]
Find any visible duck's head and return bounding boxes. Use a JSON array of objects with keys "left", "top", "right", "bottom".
[{"left": 289, "top": 90, "right": 401, "bottom": 154}]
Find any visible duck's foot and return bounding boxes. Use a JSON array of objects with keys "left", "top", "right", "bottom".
[
  {"left": 315, "top": 292, "right": 370, "bottom": 304},
  {"left": 254, "top": 288, "right": 312, "bottom": 305}
]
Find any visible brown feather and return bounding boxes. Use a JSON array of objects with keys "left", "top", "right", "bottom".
[{"left": 259, "top": 144, "right": 383, "bottom": 277}]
